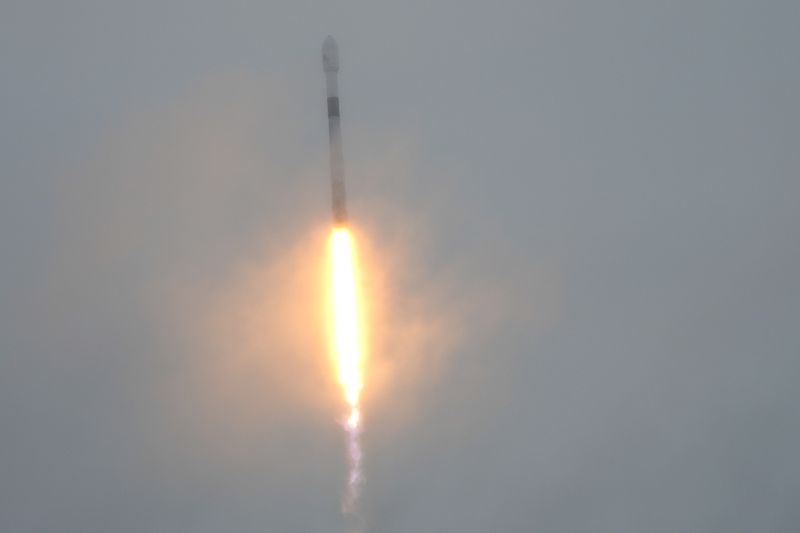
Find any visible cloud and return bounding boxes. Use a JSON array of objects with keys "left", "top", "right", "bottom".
[{"left": 23, "top": 67, "right": 536, "bottom": 532}]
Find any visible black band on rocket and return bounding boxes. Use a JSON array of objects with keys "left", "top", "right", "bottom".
[{"left": 327, "top": 97, "right": 340, "bottom": 118}]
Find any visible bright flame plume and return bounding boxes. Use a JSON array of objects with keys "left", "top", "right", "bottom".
[{"left": 329, "top": 227, "right": 364, "bottom": 513}]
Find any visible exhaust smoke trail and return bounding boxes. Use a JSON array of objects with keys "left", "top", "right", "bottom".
[{"left": 329, "top": 226, "right": 364, "bottom": 513}]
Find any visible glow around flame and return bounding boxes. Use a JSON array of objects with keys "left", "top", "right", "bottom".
[{"left": 329, "top": 226, "right": 364, "bottom": 512}]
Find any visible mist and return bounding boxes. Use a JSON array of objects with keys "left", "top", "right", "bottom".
[{"left": 2, "top": 1, "right": 799, "bottom": 532}]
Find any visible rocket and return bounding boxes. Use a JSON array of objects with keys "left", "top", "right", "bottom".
[{"left": 323, "top": 36, "right": 348, "bottom": 226}]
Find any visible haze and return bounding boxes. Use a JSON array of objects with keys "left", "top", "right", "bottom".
[{"left": 2, "top": 1, "right": 798, "bottom": 532}]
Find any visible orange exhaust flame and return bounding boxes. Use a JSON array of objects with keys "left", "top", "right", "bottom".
[
  {"left": 329, "top": 226, "right": 364, "bottom": 513},
  {"left": 331, "top": 227, "right": 363, "bottom": 407}
]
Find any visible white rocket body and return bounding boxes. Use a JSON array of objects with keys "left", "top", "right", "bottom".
[{"left": 323, "top": 36, "right": 347, "bottom": 225}]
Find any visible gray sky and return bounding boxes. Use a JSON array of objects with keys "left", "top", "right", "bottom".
[{"left": 2, "top": 1, "right": 799, "bottom": 532}]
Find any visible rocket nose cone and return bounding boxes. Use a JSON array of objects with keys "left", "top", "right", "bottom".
[{"left": 322, "top": 36, "right": 339, "bottom": 72}]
